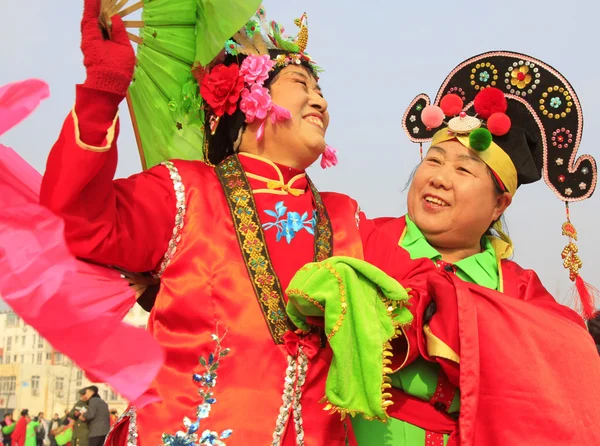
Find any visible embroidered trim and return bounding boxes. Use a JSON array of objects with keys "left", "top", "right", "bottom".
[
  {"left": 309, "top": 178, "right": 333, "bottom": 262},
  {"left": 107, "top": 407, "right": 137, "bottom": 446},
  {"left": 72, "top": 107, "right": 119, "bottom": 152},
  {"left": 216, "top": 155, "right": 333, "bottom": 344},
  {"left": 155, "top": 161, "right": 187, "bottom": 277}
]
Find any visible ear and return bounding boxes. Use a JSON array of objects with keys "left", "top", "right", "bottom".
[{"left": 492, "top": 192, "right": 512, "bottom": 221}]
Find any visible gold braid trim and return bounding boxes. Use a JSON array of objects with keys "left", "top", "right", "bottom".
[{"left": 286, "top": 289, "right": 325, "bottom": 312}]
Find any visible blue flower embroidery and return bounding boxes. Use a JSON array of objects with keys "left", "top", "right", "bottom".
[
  {"left": 550, "top": 97, "right": 562, "bottom": 108},
  {"left": 263, "top": 201, "right": 316, "bottom": 244},
  {"left": 479, "top": 71, "right": 490, "bottom": 82},
  {"left": 161, "top": 327, "right": 232, "bottom": 446}
]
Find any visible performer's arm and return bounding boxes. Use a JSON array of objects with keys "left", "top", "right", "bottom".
[{"left": 40, "top": 0, "right": 175, "bottom": 272}]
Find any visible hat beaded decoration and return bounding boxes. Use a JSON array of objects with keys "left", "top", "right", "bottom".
[{"left": 401, "top": 51, "right": 598, "bottom": 319}]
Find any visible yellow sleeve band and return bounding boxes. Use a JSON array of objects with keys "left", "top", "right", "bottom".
[{"left": 72, "top": 107, "right": 119, "bottom": 153}]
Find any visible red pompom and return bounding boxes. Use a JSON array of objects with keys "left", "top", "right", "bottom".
[
  {"left": 487, "top": 112, "right": 512, "bottom": 136},
  {"left": 439, "top": 94, "right": 464, "bottom": 117},
  {"left": 473, "top": 87, "right": 507, "bottom": 119},
  {"left": 421, "top": 105, "right": 445, "bottom": 129}
]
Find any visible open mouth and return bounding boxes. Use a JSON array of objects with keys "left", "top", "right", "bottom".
[
  {"left": 423, "top": 194, "right": 450, "bottom": 207},
  {"left": 304, "top": 115, "right": 324, "bottom": 129}
]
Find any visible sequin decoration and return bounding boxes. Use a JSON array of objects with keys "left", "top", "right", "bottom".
[
  {"left": 105, "top": 407, "right": 138, "bottom": 446},
  {"left": 504, "top": 60, "right": 540, "bottom": 96},
  {"left": 579, "top": 182, "right": 587, "bottom": 190},
  {"left": 292, "top": 347, "right": 309, "bottom": 445},
  {"left": 271, "top": 347, "right": 309, "bottom": 446},
  {"left": 162, "top": 327, "right": 233, "bottom": 446},
  {"left": 582, "top": 167, "right": 589, "bottom": 175},
  {"left": 215, "top": 155, "right": 333, "bottom": 344},
  {"left": 470, "top": 62, "right": 498, "bottom": 90},
  {"left": 155, "top": 161, "right": 187, "bottom": 277},
  {"left": 551, "top": 128, "right": 573, "bottom": 149},
  {"left": 540, "top": 86, "right": 573, "bottom": 119},
  {"left": 446, "top": 86, "right": 466, "bottom": 102},
  {"left": 556, "top": 158, "right": 564, "bottom": 166},
  {"left": 272, "top": 355, "right": 295, "bottom": 445},
  {"left": 425, "top": 431, "right": 445, "bottom": 446},
  {"left": 565, "top": 188, "right": 573, "bottom": 196}
]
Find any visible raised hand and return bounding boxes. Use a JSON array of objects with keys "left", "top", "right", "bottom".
[{"left": 80, "top": 0, "right": 136, "bottom": 97}]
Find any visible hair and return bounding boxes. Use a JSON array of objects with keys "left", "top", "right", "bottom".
[
  {"left": 205, "top": 49, "right": 318, "bottom": 166},
  {"left": 87, "top": 385, "right": 99, "bottom": 395},
  {"left": 20, "top": 409, "right": 28, "bottom": 417}
]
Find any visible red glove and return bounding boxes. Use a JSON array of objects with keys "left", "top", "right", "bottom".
[{"left": 80, "top": 0, "right": 136, "bottom": 97}]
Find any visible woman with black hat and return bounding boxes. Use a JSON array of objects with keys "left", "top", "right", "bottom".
[{"left": 284, "top": 51, "right": 600, "bottom": 445}]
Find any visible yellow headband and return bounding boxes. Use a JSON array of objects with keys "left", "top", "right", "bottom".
[{"left": 430, "top": 128, "right": 518, "bottom": 196}]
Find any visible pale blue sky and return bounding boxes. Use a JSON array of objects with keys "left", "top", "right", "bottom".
[{"left": 1, "top": 0, "right": 598, "bottom": 309}]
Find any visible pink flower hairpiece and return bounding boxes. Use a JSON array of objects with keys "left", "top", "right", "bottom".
[
  {"left": 237, "top": 54, "right": 291, "bottom": 140},
  {"left": 239, "top": 54, "right": 274, "bottom": 85}
]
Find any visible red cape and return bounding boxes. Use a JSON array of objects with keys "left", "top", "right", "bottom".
[
  {"left": 363, "top": 217, "right": 600, "bottom": 445},
  {"left": 11, "top": 417, "right": 27, "bottom": 446}
]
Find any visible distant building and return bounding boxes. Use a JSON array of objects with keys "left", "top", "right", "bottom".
[{"left": 0, "top": 305, "right": 149, "bottom": 417}]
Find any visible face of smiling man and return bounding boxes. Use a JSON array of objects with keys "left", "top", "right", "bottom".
[{"left": 240, "top": 64, "right": 329, "bottom": 170}]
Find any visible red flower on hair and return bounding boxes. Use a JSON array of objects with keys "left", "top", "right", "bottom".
[{"left": 200, "top": 64, "right": 244, "bottom": 117}]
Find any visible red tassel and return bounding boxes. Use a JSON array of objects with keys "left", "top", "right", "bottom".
[{"left": 574, "top": 275, "right": 599, "bottom": 320}]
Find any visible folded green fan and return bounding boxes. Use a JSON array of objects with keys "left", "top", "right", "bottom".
[
  {"left": 102, "top": 0, "right": 261, "bottom": 169},
  {"left": 286, "top": 256, "right": 413, "bottom": 421}
]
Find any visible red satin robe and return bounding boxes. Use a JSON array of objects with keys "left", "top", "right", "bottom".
[
  {"left": 40, "top": 88, "right": 363, "bottom": 446},
  {"left": 362, "top": 216, "right": 600, "bottom": 445}
]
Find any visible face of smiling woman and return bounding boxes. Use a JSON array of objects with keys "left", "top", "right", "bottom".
[
  {"left": 406, "top": 139, "right": 512, "bottom": 260},
  {"left": 239, "top": 65, "right": 329, "bottom": 170}
]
